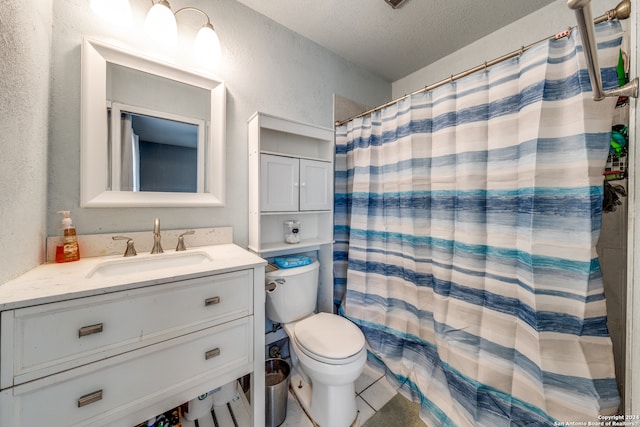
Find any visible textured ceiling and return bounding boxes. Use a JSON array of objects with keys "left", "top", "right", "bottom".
[{"left": 234, "top": 0, "right": 557, "bottom": 81}]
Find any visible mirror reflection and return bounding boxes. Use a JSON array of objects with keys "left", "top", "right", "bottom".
[
  {"left": 112, "top": 111, "right": 200, "bottom": 193},
  {"left": 107, "top": 62, "right": 208, "bottom": 194}
]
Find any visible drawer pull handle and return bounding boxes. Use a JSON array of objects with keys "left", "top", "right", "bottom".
[
  {"left": 205, "top": 347, "right": 221, "bottom": 360},
  {"left": 205, "top": 296, "right": 221, "bottom": 306},
  {"left": 77, "top": 390, "right": 103, "bottom": 408},
  {"left": 78, "top": 323, "right": 103, "bottom": 338}
]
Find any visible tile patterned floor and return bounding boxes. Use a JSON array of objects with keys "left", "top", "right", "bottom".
[{"left": 279, "top": 362, "right": 399, "bottom": 427}]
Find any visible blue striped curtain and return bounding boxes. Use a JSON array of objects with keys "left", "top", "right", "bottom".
[{"left": 334, "top": 21, "right": 623, "bottom": 426}]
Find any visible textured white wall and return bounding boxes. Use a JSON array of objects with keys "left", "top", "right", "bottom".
[
  {"left": 392, "top": 0, "right": 622, "bottom": 98},
  {"left": 46, "top": 0, "right": 390, "bottom": 247},
  {"left": 0, "top": 0, "right": 52, "bottom": 283}
]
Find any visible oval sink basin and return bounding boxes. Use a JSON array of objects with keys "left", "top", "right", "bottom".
[{"left": 86, "top": 251, "right": 214, "bottom": 279}]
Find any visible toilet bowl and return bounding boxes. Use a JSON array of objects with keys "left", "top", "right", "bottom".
[
  {"left": 265, "top": 261, "right": 367, "bottom": 427},
  {"left": 284, "top": 313, "right": 366, "bottom": 427}
]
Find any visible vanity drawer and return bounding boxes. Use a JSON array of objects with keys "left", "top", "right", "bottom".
[
  {"left": 7, "top": 316, "right": 252, "bottom": 427},
  {"left": 2, "top": 269, "right": 252, "bottom": 386}
]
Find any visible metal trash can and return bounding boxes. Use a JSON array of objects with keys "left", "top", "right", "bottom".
[{"left": 265, "top": 358, "right": 290, "bottom": 427}]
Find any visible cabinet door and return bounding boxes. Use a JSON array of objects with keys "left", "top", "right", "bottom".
[
  {"left": 260, "top": 154, "right": 299, "bottom": 212},
  {"left": 300, "top": 159, "right": 332, "bottom": 211}
]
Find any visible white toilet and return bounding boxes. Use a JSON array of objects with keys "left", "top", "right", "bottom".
[{"left": 265, "top": 260, "right": 367, "bottom": 427}]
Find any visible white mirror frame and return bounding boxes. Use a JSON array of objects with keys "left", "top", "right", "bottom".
[{"left": 81, "top": 37, "right": 226, "bottom": 207}]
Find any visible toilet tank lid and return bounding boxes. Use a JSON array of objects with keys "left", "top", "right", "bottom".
[{"left": 265, "top": 259, "right": 319, "bottom": 278}]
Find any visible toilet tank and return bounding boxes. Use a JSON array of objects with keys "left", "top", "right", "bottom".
[{"left": 265, "top": 260, "right": 319, "bottom": 324}]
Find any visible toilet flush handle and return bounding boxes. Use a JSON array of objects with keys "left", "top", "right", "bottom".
[{"left": 265, "top": 278, "right": 285, "bottom": 292}]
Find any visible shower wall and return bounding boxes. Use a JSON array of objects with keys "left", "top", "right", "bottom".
[
  {"left": 598, "top": 179, "right": 628, "bottom": 409},
  {"left": 597, "top": 104, "right": 630, "bottom": 411}
]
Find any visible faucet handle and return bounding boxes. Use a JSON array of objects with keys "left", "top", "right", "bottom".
[
  {"left": 176, "top": 230, "right": 195, "bottom": 251},
  {"left": 112, "top": 236, "right": 137, "bottom": 257}
]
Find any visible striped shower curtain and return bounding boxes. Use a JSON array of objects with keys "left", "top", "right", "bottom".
[{"left": 334, "top": 21, "right": 623, "bottom": 426}]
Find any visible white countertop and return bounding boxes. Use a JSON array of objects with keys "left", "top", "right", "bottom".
[{"left": 0, "top": 243, "right": 266, "bottom": 310}]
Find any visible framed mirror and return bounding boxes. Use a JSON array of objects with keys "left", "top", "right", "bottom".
[{"left": 81, "top": 38, "right": 226, "bottom": 207}]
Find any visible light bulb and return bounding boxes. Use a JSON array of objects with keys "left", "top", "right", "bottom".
[
  {"left": 144, "top": 1, "right": 178, "bottom": 45},
  {"left": 90, "top": 0, "right": 132, "bottom": 27},
  {"left": 194, "top": 24, "right": 221, "bottom": 67}
]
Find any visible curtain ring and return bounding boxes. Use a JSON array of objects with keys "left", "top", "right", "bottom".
[
  {"left": 484, "top": 61, "right": 488, "bottom": 72},
  {"left": 519, "top": 46, "right": 525, "bottom": 56},
  {"left": 449, "top": 75, "right": 454, "bottom": 84}
]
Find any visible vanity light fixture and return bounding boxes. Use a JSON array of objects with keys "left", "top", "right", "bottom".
[
  {"left": 144, "top": 0, "right": 178, "bottom": 44},
  {"left": 180, "top": 7, "right": 222, "bottom": 66},
  {"left": 90, "top": 0, "right": 132, "bottom": 26},
  {"left": 144, "top": 1, "right": 222, "bottom": 65}
]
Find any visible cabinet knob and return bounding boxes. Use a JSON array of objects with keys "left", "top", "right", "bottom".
[
  {"left": 205, "top": 347, "right": 221, "bottom": 360},
  {"left": 77, "top": 389, "right": 103, "bottom": 407},
  {"left": 78, "top": 323, "right": 104, "bottom": 338},
  {"left": 205, "top": 296, "right": 221, "bottom": 306}
]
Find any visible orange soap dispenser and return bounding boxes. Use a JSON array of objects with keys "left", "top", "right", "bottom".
[{"left": 55, "top": 210, "right": 81, "bottom": 263}]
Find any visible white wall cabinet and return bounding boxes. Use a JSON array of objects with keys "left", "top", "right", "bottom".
[
  {"left": 260, "top": 154, "right": 331, "bottom": 212},
  {"left": 248, "top": 112, "right": 335, "bottom": 312},
  {"left": 249, "top": 112, "right": 334, "bottom": 255},
  {"left": 0, "top": 244, "right": 266, "bottom": 427}
]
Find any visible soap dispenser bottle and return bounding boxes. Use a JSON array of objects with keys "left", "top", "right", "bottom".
[{"left": 55, "top": 210, "right": 81, "bottom": 263}]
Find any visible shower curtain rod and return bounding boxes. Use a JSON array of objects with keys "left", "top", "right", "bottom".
[
  {"left": 335, "top": 0, "right": 635, "bottom": 127},
  {"left": 569, "top": 0, "right": 638, "bottom": 100}
]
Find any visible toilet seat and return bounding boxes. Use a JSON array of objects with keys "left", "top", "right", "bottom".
[{"left": 293, "top": 312, "right": 365, "bottom": 365}]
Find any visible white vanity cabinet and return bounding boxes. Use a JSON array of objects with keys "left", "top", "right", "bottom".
[{"left": 0, "top": 243, "right": 266, "bottom": 427}]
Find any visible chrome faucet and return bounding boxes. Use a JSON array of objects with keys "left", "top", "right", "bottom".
[{"left": 151, "top": 218, "right": 164, "bottom": 254}]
